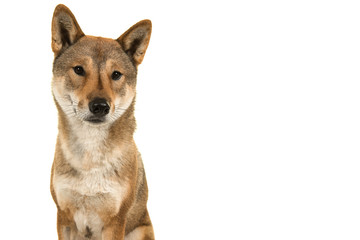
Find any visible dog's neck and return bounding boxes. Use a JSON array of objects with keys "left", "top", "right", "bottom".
[{"left": 55, "top": 100, "right": 136, "bottom": 170}]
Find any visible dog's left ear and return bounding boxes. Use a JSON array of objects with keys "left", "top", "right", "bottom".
[
  {"left": 117, "top": 20, "right": 152, "bottom": 66},
  {"left": 51, "top": 4, "right": 84, "bottom": 56}
]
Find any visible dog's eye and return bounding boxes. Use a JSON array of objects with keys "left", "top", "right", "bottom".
[
  {"left": 111, "top": 71, "right": 122, "bottom": 81},
  {"left": 73, "top": 66, "right": 85, "bottom": 76}
]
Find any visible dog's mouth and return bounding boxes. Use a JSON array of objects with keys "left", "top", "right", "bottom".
[{"left": 84, "top": 116, "right": 106, "bottom": 124}]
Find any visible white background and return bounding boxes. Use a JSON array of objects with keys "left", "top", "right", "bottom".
[{"left": 0, "top": 0, "right": 359, "bottom": 239}]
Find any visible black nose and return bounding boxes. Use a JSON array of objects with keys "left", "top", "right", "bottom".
[{"left": 89, "top": 98, "right": 110, "bottom": 117}]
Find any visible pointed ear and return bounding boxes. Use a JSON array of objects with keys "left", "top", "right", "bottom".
[
  {"left": 51, "top": 4, "right": 84, "bottom": 56},
  {"left": 117, "top": 20, "right": 152, "bottom": 66}
]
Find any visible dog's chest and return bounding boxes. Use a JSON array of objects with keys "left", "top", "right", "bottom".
[
  {"left": 55, "top": 166, "right": 122, "bottom": 198},
  {"left": 54, "top": 166, "right": 125, "bottom": 237},
  {"left": 54, "top": 126, "right": 127, "bottom": 234},
  {"left": 55, "top": 137, "right": 125, "bottom": 205},
  {"left": 54, "top": 155, "right": 126, "bottom": 236}
]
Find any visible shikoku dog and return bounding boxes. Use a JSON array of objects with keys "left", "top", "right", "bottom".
[{"left": 50, "top": 4, "right": 154, "bottom": 240}]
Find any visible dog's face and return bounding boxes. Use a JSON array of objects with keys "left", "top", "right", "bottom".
[
  {"left": 52, "top": 36, "right": 137, "bottom": 125},
  {"left": 51, "top": 5, "right": 151, "bottom": 125}
]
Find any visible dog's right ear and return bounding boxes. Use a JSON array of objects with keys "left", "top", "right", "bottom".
[{"left": 51, "top": 4, "right": 84, "bottom": 56}]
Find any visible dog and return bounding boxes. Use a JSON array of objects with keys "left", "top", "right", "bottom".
[{"left": 50, "top": 4, "right": 154, "bottom": 240}]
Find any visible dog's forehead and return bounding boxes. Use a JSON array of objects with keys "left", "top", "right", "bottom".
[{"left": 71, "top": 36, "right": 126, "bottom": 63}]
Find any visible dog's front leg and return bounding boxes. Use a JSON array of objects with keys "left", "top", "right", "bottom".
[
  {"left": 56, "top": 212, "right": 70, "bottom": 240},
  {"left": 102, "top": 218, "right": 126, "bottom": 240},
  {"left": 57, "top": 224, "right": 79, "bottom": 240},
  {"left": 56, "top": 211, "right": 79, "bottom": 240},
  {"left": 57, "top": 225, "right": 70, "bottom": 240},
  {"left": 57, "top": 223, "right": 79, "bottom": 240}
]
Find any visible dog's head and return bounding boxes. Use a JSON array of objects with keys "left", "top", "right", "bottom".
[{"left": 51, "top": 4, "right": 151, "bottom": 125}]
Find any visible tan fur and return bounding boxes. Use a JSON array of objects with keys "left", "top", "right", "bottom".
[{"left": 50, "top": 4, "right": 154, "bottom": 240}]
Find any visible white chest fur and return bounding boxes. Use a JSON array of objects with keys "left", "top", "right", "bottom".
[
  {"left": 54, "top": 167, "right": 124, "bottom": 206},
  {"left": 53, "top": 122, "right": 127, "bottom": 236},
  {"left": 54, "top": 167, "right": 125, "bottom": 236}
]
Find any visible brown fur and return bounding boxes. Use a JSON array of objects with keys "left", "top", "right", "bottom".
[{"left": 50, "top": 4, "right": 154, "bottom": 240}]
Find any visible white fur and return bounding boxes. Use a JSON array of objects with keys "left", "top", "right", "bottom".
[
  {"left": 61, "top": 120, "right": 111, "bottom": 170},
  {"left": 74, "top": 210, "right": 103, "bottom": 238},
  {"left": 54, "top": 166, "right": 125, "bottom": 207}
]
